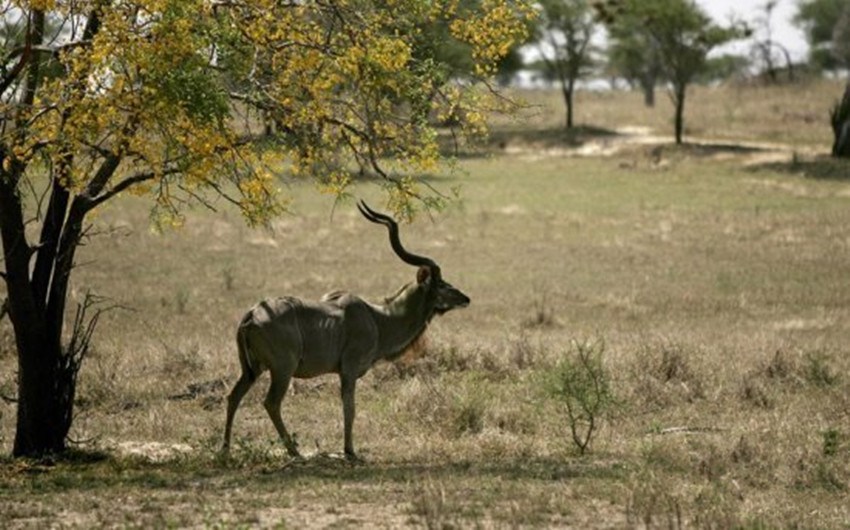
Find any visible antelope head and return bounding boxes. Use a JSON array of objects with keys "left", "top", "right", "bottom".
[{"left": 357, "top": 200, "right": 470, "bottom": 317}]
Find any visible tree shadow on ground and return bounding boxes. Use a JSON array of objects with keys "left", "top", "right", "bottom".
[
  {"left": 748, "top": 155, "right": 850, "bottom": 180},
  {"left": 671, "top": 142, "right": 766, "bottom": 157},
  {"left": 248, "top": 451, "right": 628, "bottom": 486},
  {"left": 438, "top": 125, "right": 620, "bottom": 158},
  {"left": 0, "top": 448, "right": 628, "bottom": 493}
]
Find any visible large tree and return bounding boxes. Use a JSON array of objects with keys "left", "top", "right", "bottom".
[
  {"left": 794, "top": 0, "right": 850, "bottom": 71},
  {"left": 599, "top": 0, "right": 744, "bottom": 144},
  {"left": 751, "top": 0, "right": 794, "bottom": 82},
  {"left": 534, "top": 0, "right": 597, "bottom": 129},
  {"left": 0, "top": 0, "right": 531, "bottom": 457}
]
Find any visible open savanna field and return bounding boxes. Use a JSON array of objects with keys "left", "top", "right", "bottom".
[{"left": 2, "top": 79, "right": 850, "bottom": 528}]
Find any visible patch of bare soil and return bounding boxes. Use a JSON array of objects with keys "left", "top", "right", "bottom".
[
  {"left": 106, "top": 440, "right": 195, "bottom": 463},
  {"left": 500, "top": 125, "right": 827, "bottom": 166}
]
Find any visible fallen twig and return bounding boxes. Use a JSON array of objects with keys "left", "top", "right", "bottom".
[{"left": 655, "top": 426, "right": 726, "bottom": 435}]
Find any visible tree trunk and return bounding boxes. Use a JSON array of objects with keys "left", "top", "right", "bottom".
[
  {"left": 831, "top": 83, "right": 850, "bottom": 157},
  {"left": 1, "top": 170, "right": 79, "bottom": 456},
  {"left": 564, "top": 80, "right": 575, "bottom": 129},
  {"left": 643, "top": 85, "right": 655, "bottom": 107},
  {"left": 641, "top": 75, "right": 656, "bottom": 107},
  {"left": 14, "top": 331, "right": 71, "bottom": 456},
  {"left": 673, "top": 83, "right": 686, "bottom": 145},
  {"left": 639, "top": 66, "right": 658, "bottom": 108},
  {"left": 0, "top": 6, "right": 105, "bottom": 458}
]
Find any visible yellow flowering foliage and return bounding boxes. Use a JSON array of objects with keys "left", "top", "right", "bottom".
[{"left": 1, "top": 0, "right": 532, "bottom": 224}]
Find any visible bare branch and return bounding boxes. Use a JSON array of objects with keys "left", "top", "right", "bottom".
[
  {"left": 201, "top": 178, "right": 243, "bottom": 209},
  {"left": 176, "top": 183, "right": 219, "bottom": 213},
  {"left": 84, "top": 168, "right": 170, "bottom": 211},
  {"left": 0, "top": 49, "right": 30, "bottom": 97}
]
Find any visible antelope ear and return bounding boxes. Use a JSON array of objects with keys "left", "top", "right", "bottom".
[{"left": 416, "top": 266, "right": 431, "bottom": 285}]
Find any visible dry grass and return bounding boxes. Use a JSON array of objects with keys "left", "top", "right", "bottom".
[
  {"left": 1, "top": 80, "right": 850, "bottom": 528},
  {"left": 494, "top": 77, "right": 841, "bottom": 151}
]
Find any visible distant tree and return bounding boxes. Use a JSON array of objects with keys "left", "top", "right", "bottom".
[
  {"left": 751, "top": 1, "right": 794, "bottom": 82},
  {"left": 534, "top": 0, "right": 598, "bottom": 128},
  {"left": 598, "top": 0, "right": 745, "bottom": 144},
  {"left": 697, "top": 54, "right": 752, "bottom": 84},
  {"left": 794, "top": 0, "right": 850, "bottom": 71},
  {"left": 602, "top": 6, "right": 662, "bottom": 107},
  {"left": 495, "top": 47, "right": 528, "bottom": 86},
  {"left": 0, "top": 0, "right": 531, "bottom": 458},
  {"left": 832, "top": 8, "right": 850, "bottom": 71},
  {"left": 414, "top": 0, "right": 531, "bottom": 87}
]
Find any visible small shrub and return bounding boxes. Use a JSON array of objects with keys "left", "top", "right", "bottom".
[
  {"left": 410, "top": 477, "right": 459, "bottom": 530},
  {"left": 162, "top": 341, "right": 205, "bottom": 377},
  {"left": 804, "top": 350, "right": 838, "bottom": 388},
  {"left": 765, "top": 349, "right": 796, "bottom": 381},
  {"left": 657, "top": 343, "right": 692, "bottom": 383},
  {"left": 521, "top": 285, "right": 557, "bottom": 329},
  {"left": 692, "top": 482, "right": 742, "bottom": 530},
  {"left": 426, "top": 340, "right": 473, "bottom": 373},
  {"left": 812, "top": 461, "right": 846, "bottom": 492},
  {"left": 509, "top": 331, "right": 540, "bottom": 370},
  {"left": 546, "top": 337, "right": 617, "bottom": 455},
  {"left": 796, "top": 456, "right": 847, "bottom": 493},
  {"left": 822, "top": 428, "right": 844, "bottom": 457},
  {"left": 76, "top": 356, "right": 120, "bottom": 410},
  {"left": 739, "top": 349, "right": 811, "bottom": 408},
  {"left": 222, "top": 268, "right": 235, "bottom": 291},
  {"left": 632, "top": 341, "right": 705, "bottom": 409},
  {"left": 794, "top": 437, "right": 850, "bottom": 493},
  {"left": 451, "top": 390, "right": 487, "bottom": 437},
  {"left": 740, "top": 377, "right": 773, "bottom": 409},
  {"left": 625, "top": 470, "right": 684, "bottom": 530},
  {"left": 175, "top": 288, "right": 191, "bottom": 314},
  {"left": 730, "top": 434, "right": 777, "bottom": 488}
]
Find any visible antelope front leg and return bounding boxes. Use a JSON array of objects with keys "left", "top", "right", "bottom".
[{"left": 340, "top": 374, "right": 358, "bottom": 461}]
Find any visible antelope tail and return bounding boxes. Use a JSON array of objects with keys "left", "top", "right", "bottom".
[{"left": 237, "top": 319, "right": 257, "bottom": 380}]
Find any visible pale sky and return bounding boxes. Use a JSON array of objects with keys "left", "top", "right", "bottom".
[{"left": 697, "top": 0, "right": 809, "bottom": 61}]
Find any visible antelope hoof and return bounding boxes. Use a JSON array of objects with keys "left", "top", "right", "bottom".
[{"left": 285, "top": 443, "right": 301, "bottom": 459}]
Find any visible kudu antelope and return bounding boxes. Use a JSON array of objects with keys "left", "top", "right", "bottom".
[{"left": 222, "top": 201, "right": 470, "bottom": 460}]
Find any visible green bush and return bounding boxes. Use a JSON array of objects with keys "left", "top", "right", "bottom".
[{"left": 546, "top": 337, "right": 617, "bottom": 455}]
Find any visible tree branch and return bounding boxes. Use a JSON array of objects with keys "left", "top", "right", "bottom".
[
  {"left": 0, "top": 47, "right": 31, "bottom": 97},
  {"left": 85, "top": 166, "right": 179, "bottom": 211},
  {"left": 32, "top": 150, "right": 74, "bottom": 311}
]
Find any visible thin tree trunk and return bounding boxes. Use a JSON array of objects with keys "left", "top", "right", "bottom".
[
  {"left": 641, "top": 75, "right": 656, "bottom": 107},
  {"left": 673, "top": 84, "right": 686, "bottom": 145},
  {"left": 643, "top": 85, "right": 655, "bottom": 107},
  {"left": 639, "top": 65, "right": 658, "bottom": 108}
]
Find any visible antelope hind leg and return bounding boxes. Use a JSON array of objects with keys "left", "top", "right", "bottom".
[
  {"left": 340, "top": 374, "right": 361, "bottom": 462},
  {"left": 222, "top": 371, "right": 257, "bottom": 453},
  {"left": 264, "top": 370, "right": 301, "bottom": 458}
]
